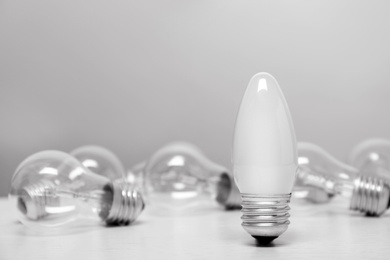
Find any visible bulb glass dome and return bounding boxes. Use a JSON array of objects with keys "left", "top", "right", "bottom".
[
  {"left": 233, "top": 72, "right": 297, "bottom": 194},
  {"left": 348, "top": 138, "right": 390, "bottom": 181},
  {"left": 9, "top": 151, "right": 118, "bottom": 228},
  {"left": 143, "top": 142, "right": 234, "bottom": 210},
  {"left": 70, "top": 145, "right": 126, "bottom": 181}
]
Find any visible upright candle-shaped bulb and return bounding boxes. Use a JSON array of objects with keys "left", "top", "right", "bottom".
[{"left": 233, "top": 72, "right": 297, "bottom": 244}]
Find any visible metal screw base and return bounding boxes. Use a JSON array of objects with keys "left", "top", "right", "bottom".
[
  {"left": 350, "top": 176, "right": 390, "bottom": 216},
  {"left": 18, "top": 180, "right": 57, "bottom": 220},
  {"left": 241, "top": 193, "right": 291, "bottom": 243},
  {"left": 105, "top": 180, "right": 145, "bottom": 225}
]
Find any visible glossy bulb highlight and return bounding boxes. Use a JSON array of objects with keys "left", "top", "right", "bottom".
[
  {"left": 9, "top": 151, "right": 144, "bottom": 228},
  {"left": 70, "top": 145, "right": 126, "bottom": 182},
  {"left": 233, "top": 72, "right": 297, "bottom": 244}
]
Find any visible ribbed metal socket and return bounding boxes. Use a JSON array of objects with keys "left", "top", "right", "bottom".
[
  {"left": 350, "top": 176, "right": 390, "bottom": 216},
  {"left": 18, "top": 180, "right": 57, "bottom": 220},
  {"left": 215, "top": 173, "right": 242, "bottom": 210},
  {"left": 241, "top": 193, "right": 291, "bottom": 243},
  {"left": 105, "top": 180, "right": 145, "bottom": 225}
]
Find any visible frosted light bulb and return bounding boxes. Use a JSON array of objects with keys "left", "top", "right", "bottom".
[
  {"left": 70, "top": 145, "right": 126, "bottom": 182},
  {"left": 233, "top": 72, "right": 297, "bottom": 244},
  {"left": 131, "top": 142, "right": 241, "bottom": 211},
  {"left": 297, "top": 142, "right": 390, "bottom": 216},
  {"left": 348, "top": 138, "right": 390, "bottom": 180},
  {"left": 9, "top": 151, "right": 144, "bottom": 228}
]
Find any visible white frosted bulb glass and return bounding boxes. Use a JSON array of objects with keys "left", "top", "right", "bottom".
[
  {"left": 348, "top": 138, "right": 390, "bottom": 181},
  {"left": 233, "top": 72, "right": 297, "bottom": 244},
  {"left": 140, "top": 142, "right": 241, "bottom": 211},
  {"left": 70, "top": 145, "right": 126, "bottom": 182},
  {"left": 298, "top": 142, "right": 390, "bottom": 216},
  {"left": 9, "top": 151, "right": 144, "bottom": 228}
]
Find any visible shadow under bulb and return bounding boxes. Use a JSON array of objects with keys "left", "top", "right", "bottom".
[
  {"left": 127, "top": 142, "right": 241, "bottom": 211},
  {"left": 9, "top": 151, "right": 144, "bottom": 228},
  {"left": 297, "top": 142, "right": 390, "bottom": 216}
]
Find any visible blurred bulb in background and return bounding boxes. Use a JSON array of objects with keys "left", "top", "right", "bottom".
[
  {"left": 348, "top": 138, "right": 390, "bottom": 180},
  {"left": 128, "top": 142, "right": 241, "bottom": 211},
  {"left": 9, "top": 151, "right": 144, "bottom": 228},
  {"left": 293, "top": 142, "right": 335, "bottom": 204},
  {"left": 127, "top": 161, "right": 146, "bottom": 190},
  {"left": 297, "top": 142, "right": 390, "bottom": 216},
  {"left": 70, "top": 145, "right": 126, "bottom": 182}
]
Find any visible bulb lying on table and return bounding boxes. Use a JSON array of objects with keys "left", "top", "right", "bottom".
[
  {"left": 293, "top": 143, "right": 335, "bottom": 204},
  {"left": 233, "top": 72, "right": 298, "bottom": 245},
  {"left": 297, "top": 142, "right": 390, "bottom": 216},
  {"left": 127, "top": 142, "right": 241, "bottom": 211},
  {"left": 9, "top": 151, "right": 144, "bottom": 228}
]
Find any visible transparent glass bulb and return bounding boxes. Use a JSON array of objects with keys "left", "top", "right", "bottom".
[
  {"left": 298, "top": 142, "right": 390, "bottom": 216},
  {"left": 134, "top": 142, "right": 240, "bottom": 211},
  {"left": 70, "top": 145, "right": 126, "bottom": 182},
  {"left": 8, "top": 151, "right": 144, "bottom": 228},
  {"left": 293, "top": 178, "right": 334, "bottom": 204},
  {"left": 348, "top": 138, "right": 390, "bottom": 180},
  {"left": 233, "top": 72, "right": 297, "bottom": 244},
  {"left": 293, "top": 142, "right": 335, "bottom": 204},
  {"left": 127, "top": 161, "right": 147, "bottom": 193}
]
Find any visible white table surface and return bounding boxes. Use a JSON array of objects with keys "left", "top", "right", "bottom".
[{"left": 0, "top": 197, "right": 389, "bottom": 260}]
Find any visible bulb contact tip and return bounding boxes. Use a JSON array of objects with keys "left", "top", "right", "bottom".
[
  {"left": 105, "top": 180, "right": 145, "bottom": 225},
  {"left": 350, "top": 176, "right": 390, "bottom": 216},
  {"left": 240, "top": 193, "right": 291, "bottom": 244}
]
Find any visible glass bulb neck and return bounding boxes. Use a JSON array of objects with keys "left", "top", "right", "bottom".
[
  {"left": 104, "top": 180, "right": 145, "bottom": 225},
  {"left": 350, "top": 176, "right": 390, "bottom": 216}
]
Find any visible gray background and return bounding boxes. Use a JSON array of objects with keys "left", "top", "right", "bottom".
[{"left": 1, "top": 1, "right": 390, "bottom": 196}]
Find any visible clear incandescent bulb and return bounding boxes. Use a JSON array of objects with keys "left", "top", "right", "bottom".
[
  {"left": 70, "top": 145, "right": 127, "bottom": 182},
  {"left": 297, "top": 142, "right": 390, "bottom": 216},
  {"left": 129, "top": 141, "right": 241, "bottom": 211},
  {"left": 233, "top": 72, "right": 298, "bottom": 244},
  {"left": 293, "top": 142, "right": 335, "bottom": 204},
  {"left": 9, "top": 151, "right": 144, "bottom": 228},
  {"left": 348, "top": 138, "right": 390, "bottom": 180}
]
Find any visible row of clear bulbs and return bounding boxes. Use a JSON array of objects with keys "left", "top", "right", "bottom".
[
  {"left": 9, "top": 138, "right": 390, "bottom": 229},
  {"left": 9, "top": 72, "right": 390, "bottom": 248},
  {"left": 9, "top": 146, "right": 145, "bottom": 229}
]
